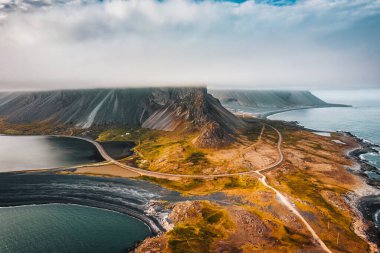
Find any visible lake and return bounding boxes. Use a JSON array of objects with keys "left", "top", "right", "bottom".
[
  {"left": 0, "top": 136, "right": 103, "bottom": 172},
  {"left": 0, "top": 136, "right": 154, "bottom": 253}
]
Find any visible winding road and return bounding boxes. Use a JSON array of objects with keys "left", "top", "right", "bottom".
[
  {"left": 59, "top": 124, "right": 332, "bottom": 252},
  {"left": 63, "top": 126, "right": 281, "bottom": 180},
  {"left": 253, "top": 127, "right": 332, "bottom": 253}
]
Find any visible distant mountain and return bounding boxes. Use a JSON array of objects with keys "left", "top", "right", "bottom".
[
  {"left": 209, "top": 90, "right": 328, "bottom": 108},
  {"left": 209, "top": 89, "right": 347, "bottom": 117},
  {"left": 0, "top": 87, "right": 245, "bottom": 133}
]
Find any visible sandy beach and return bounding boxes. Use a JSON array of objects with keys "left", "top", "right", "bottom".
[{"left": 71, "top": 164, "right": 140, "bottom": 178}]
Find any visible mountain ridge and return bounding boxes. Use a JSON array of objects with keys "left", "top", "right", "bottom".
[{"left": 0, "top": 87, "right": 246, "bottom": 134}]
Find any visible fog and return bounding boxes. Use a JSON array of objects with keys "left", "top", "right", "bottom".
[{"left": 313, "top": 89, "right": 380, "bottom": 106}]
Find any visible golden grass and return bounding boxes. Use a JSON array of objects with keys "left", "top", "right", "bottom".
[
  {"left": 266, "top": 128, "right": 369, "bottom": 253},
  {"left": 166, "top": 201, "right": 234, "bottom": 253}
]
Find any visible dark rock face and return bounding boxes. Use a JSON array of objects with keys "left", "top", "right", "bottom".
[
  {"left": 142, "top": 87, "right": 246, "bottom": 132},
  {"left": 0, "top": 87, "right": 245, "bottom": 132},
  {"left": 194, "top": 121, "right": 233, "bottom": 148}
]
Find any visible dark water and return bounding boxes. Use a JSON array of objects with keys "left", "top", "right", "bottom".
[
  {"left": 0, "top": 204, "right": 151, "bottom": 253},
  {"left": 0, "top": 135, "right": 177, "bottom": 253},
  {"left": 100, "top": 141, "right": 135, "bottom": 160},
  {"left": 0, "top": 173, "right": 188, "bottom": 253},
  {"left": 0, "top": 136, "right": 103, "bottom": 172},
  {"left": 268, "top": 89, "right": 380, "bottom": 233},
  {"left": 0, "top": 173, "right": 187, "bottom": 212},
  {"left": 0, "top": 172, "right": 228, "bottom": 252}
]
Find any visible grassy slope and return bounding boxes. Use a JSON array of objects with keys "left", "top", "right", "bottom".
[
  {"left": 266, "top": 122, "right": 368, "bottom": 253},
  {"left": 167, "top": 201, "right": 234, "bottom": 253}
]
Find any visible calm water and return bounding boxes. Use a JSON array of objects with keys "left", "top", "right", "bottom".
[
  {"left": 268, "top": 89, "right": 380, "bottom": 168},
  {"left": 0, "top": 204, "right": 151, "bottom": 253},
  {"left": 0, "top": 136, "right": 103, "bottom": 172}
]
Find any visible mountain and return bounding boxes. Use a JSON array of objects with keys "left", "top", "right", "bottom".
[
  {"left": 208, "top": 89, "right": 348, "bottom": 117},
  {"left": 209, "top": 90, "right": 328, "bottom": 108},
  {"left": 0, "top": 87, "right": 245, "bottom": 133}
]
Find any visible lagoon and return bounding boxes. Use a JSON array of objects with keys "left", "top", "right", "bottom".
[
  {"left": 0, "top": 204, "right": 151, "bottom": 253},
  {"left": 0, "top": 136, "right": 103, "bottom": 172}
]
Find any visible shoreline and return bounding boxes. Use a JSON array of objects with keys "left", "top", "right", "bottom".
[
  {"left": 0, "top": 171, "right": 176, "bottom": 238},
  {"left": 268, "top": 114, "right": 380, "bottom": 249},
  {"left": 229, "top": 103, "right": 350, "bottom": 119},
  {"left": 343, "top": 132, "right": 380, "bottom": 248},
  {"left": 0, "top": 193, "right": 165, "bottom": 236},
  {"left": 260, "top": 103, "right": 350, "bottom": 118},
  {"left": 0, "top": 202, "right": 159, "bottom": 253},
  {"left": 0, "top": 202, "right": 154, "bottom": 231}
]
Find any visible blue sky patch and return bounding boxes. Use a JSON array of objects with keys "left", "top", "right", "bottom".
[{"left": 210, "top": 0, "right": 297, "bottom": 6}]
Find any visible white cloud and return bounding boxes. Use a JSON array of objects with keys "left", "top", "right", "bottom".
[{"left": 0, "top": 0, "right": 379, "bottom": 90}]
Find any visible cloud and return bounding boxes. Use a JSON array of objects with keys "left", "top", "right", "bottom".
[{"left": 0, "top": 0, "right": 379, "bottom": 90}]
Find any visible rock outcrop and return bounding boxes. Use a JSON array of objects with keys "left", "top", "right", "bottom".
[{"left": 193, "top": 121, "right": 233, "bottom": 148}]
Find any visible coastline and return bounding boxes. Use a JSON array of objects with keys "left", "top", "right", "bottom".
[
  {"left": 0, "top": 198, "right": 164, "bottom": 236},
  {"left": 343, "top": 132, "right": 380, "bottom": 248},
  {"left": 265, "top": 109, "right": 380, "bottom": 250},
  {"left": 227, "top": 103, "right": 350, "bottom": 119},
  {"left": 0, "top": 172, "right": 178, "bottom": 237},
  {"left": 259, "top": 103, "right": 350, "bottom": 119}
]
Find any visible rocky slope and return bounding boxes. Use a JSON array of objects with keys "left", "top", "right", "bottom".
[
  {"left": 193, "top": 121, "right": 233, "bottom": 148},
  {"left": 0, "top": 87, "right": 245, "bottom": 133}
]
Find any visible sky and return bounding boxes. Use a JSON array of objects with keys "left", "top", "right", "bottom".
[{"left": 0, "top": 0, "right": 379, "bottom": 90}]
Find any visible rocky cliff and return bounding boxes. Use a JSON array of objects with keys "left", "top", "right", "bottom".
[{"left": 0, "top": 87, "right": 245, "bottom": 133}]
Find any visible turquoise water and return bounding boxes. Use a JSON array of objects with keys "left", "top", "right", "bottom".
[
  {"left": 268, "top": 89, "right": 380, "bottom": 169},
  {"left": 0, "top": 204, "right": 151, "bottom": 253},
  {"left": 0, "top": 136, "right": 103, "bottom": 172}
]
